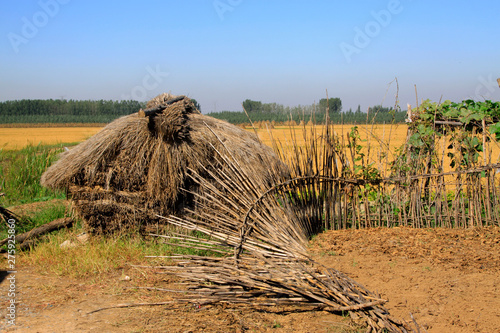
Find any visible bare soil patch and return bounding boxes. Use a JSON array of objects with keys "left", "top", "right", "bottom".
[
  {"left": 1, "top": 226, "right": 499, "bottom": 332},
  {"left": 309, "top": 227, "right": 500, "bottom": 333}
]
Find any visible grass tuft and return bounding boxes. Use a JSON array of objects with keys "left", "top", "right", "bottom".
[
  {"left": 0, "top": 200, "right": 69, "bottom": 240},
  {"left": 19, "top": 229, "right": 170, "bottom": 278},
  {"left": 17, "top": 226, "right": 218, "bottom": 279},
  {"left": 0, "top": 143, "right": 69, "bottom": 206}
]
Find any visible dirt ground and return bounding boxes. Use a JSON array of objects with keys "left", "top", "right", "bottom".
[{"left": 1, "top": 226, "right": 499, "bottom": 333}]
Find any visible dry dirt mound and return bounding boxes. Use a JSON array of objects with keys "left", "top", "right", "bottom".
[
  {"left": 310, "top": 226, "right": 500, "bottom": 272},
  {"left": 0, "top": 227, "right": 499, "bottom": 332},
  {"left": 309, "top": 227, "right": 500, "bottom": 333}
]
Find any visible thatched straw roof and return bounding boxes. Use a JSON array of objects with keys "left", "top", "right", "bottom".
[{"left": 41, "top": 94, "right": 289, "bottom": 233}]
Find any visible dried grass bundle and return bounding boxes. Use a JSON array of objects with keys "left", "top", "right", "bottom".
[{"left": 41, "top": 94, "right": 289, "bottom": 233}]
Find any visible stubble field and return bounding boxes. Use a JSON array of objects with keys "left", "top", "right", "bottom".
[
  {"left": 5, "top": 124, "right": 499, "bottom": 174},
  {"left": 0, "top": 124, "right": 409, "bottom": 152},
  {"left": 0, "top": 127, "right": 102, "bottom": 150}
]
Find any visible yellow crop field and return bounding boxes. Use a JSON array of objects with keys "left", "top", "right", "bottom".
[
  {"left": 3, "top": 124, "right": 499, "bottom": 174},
  {"left": 0, "top": 127, "right": 102, "bottom": 150},
  {"left": 247, "top": 124, "right": 410, "bottom": 176},
  {"left": 252, "top": 124, "right": 500, "bottom": 175},
  {"left": 253, "top": 124, "right": 409, "bottom": 152},
  {"left": 0, "top": 124, "right": 408, "bottom": 152}
]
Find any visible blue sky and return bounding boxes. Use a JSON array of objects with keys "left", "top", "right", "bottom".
[{"left": 1, "top": 0, "right": 499, "bottom": 113}]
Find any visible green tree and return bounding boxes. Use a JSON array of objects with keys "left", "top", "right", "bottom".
[
  {"left": 319, "top": 98, "right": 342, "bottom": 114},
  {"left": 191, "top": 99, "right": 201, "bottom": 111},
  {"left": 369, "top": 105, "right": 392, "bottom": 113},
  {"left": 242, "top": 99, "right": 263, "bottom": 113}
]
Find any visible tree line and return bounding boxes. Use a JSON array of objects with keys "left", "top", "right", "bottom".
[
  {"left": 242, "top": 97, "right": 342, "bottom": 114},
  {"left": 209, "top": 98, "right": 406, "bottom": 124},
  {"left": 0, "top": 99, "right": 145, "bottom": 124},
  {"left": 207, "top": 108, "right": 407, "bottom": 125},
  {"left": 0, "top": 98, "right": 407, "bottom": 125}
]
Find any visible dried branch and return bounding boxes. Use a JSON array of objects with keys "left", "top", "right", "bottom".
[{"left": 0, "top": 217, "right": 74, "bottom": 248}]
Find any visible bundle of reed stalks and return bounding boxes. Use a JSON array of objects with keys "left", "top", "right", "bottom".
[{"left": 149, "top": 130, "right": 417, "bottom": 333}]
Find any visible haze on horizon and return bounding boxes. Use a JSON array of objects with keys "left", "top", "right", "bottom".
[{"left": 1, "top": 0, "right": 499, "bottom": 114}]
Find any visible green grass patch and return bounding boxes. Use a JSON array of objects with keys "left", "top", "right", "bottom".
[
  {"left": 0, "top": 143, "right": 74, "bottom": 206},
  {"left": 18, "top": 227, "right": 224, "bottom": 279},
  {"left": 20, "top": 230, "right": 155, "bottom": 278},
  {"left": 0, "top": 200, "right": 70, "bottom": 241}
]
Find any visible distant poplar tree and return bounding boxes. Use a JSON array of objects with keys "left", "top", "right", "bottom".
[
  {"left": 191, "top": 99, "right": 201, "bottom": 111},
  {"left": 318, "top": 98, "right": 342, "bottom": 114},
  {"left": 242, "top": 99, "right": 263, "bottom": 113}
]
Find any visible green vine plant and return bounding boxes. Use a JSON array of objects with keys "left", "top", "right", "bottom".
[
  {"left": 346, "top": 126, "right": 381, "bottom": 181},
  {"left": 345, "top": 126, "right": 384, "bottom": 221},
  {"left": 392, "top": 99, "right": 500, "bottom": 177}
]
